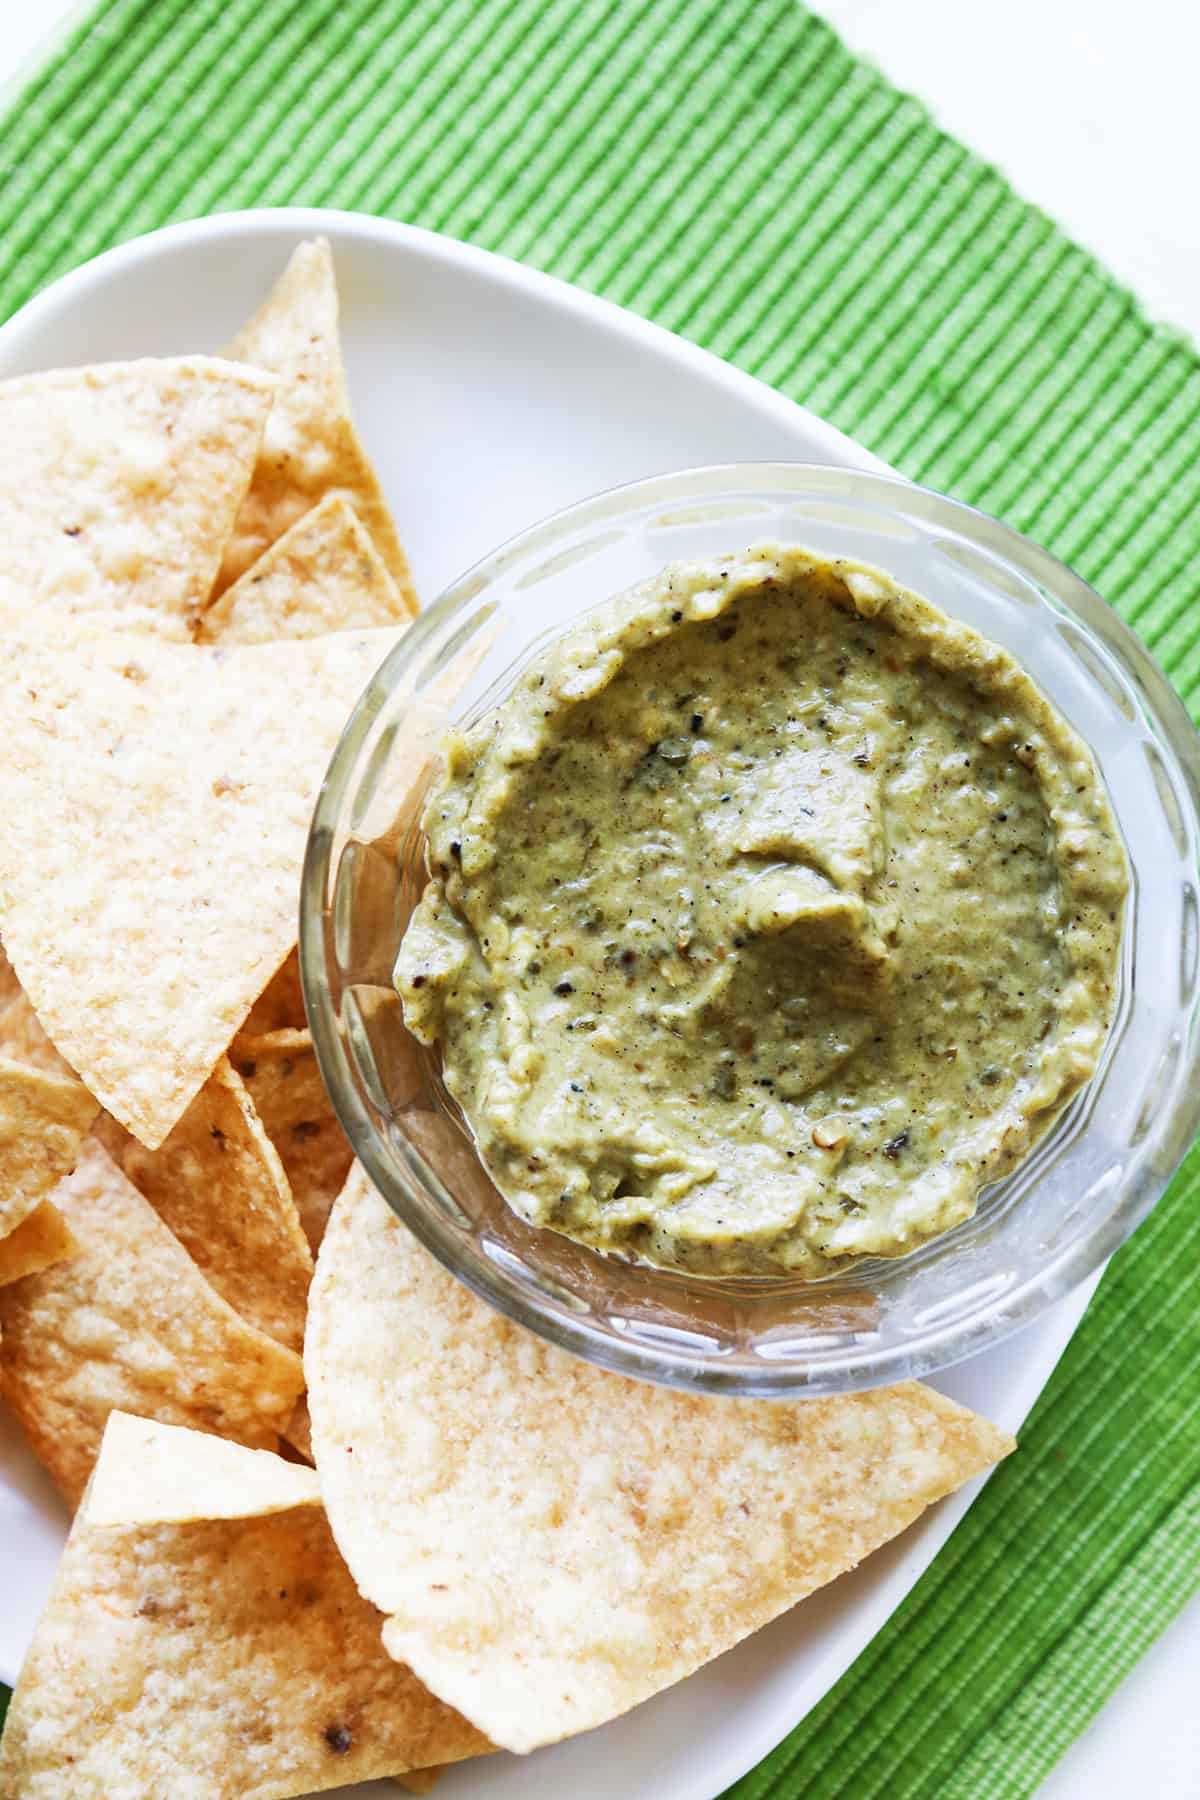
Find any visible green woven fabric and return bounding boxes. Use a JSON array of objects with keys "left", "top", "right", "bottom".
[{"left": 0, "top": 1, "right": 1197, "bottom": 1793}]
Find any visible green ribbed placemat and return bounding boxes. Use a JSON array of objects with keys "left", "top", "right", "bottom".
[{"left": 0, "top": 2, "right": 1197, "bottom": 1794}]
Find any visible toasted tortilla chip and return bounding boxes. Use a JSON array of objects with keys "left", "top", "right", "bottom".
[
  {"left": 0, "top": 989, "right": 75, "bottom": 1077},
  {"left": 307, "top": 1166, "right": 1016, "bottom": 1754},
  {"left": 233, "top": 1030, "right": 351, "bottom": 1250},
  {"left": 0, "top": 358, "right": 274, "bottom": 639},
  {"left": 0, "top": 621, "right": 402, "bottom": 1148},
  {"left": 396, "top": 1770, "right": 446, "bottom": 1794},
  {"left": 213, "top": 241, "right": 416, "bottom": 610},
  {"left": 99, "top": 1058, "right": 312, "bottom": 1351},
  {"left": 241, "top": 948, "right": 308, "bottom": 1036},
  {"left": 0, "top": 1055, "right": 99, "bottom": 1239},
  {"left": 86, "top": 1412, "right": 320, "bottom": 1525},
  {"left": 0, "top": 1202, "right": 75, "bottom": 1287},
  {"left": 0, "top": 942, "right": 18, "bottom": 1009},
  {"left": 282, "top": 1393, "right": 314, "bottom": 1463},
  {"left": 0, "top": 1417, "right": 489, "bottom": 1799},
  {"left": 0, "top": 1138, "right": 304, "bottom": 1504},
  {"left": 199, "top": 492, "right": 411, "bottom": 645}
]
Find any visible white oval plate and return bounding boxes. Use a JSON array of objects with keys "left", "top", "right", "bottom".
[{"left": 0, "top": 210, "right": 1097, "bottom": 1799}]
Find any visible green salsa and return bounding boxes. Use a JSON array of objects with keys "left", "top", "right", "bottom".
[{"left": 397, "top": 548, "right": 1126, "bottom": 1277}]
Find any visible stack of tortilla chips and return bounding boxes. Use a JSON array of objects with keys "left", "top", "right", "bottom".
[{"left": 0, "top": 243, "right": 1015, "bottom": 1798}]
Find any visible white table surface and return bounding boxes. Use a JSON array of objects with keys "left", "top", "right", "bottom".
[{"left": 1, "top": 0, "right": 1196, "bottom": 1793}]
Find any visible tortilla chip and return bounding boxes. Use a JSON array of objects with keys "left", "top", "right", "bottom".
[
  {"left": 395, "top": 1771, "right": 446, "bottom": 1794},
  {"left": 0, "top": 357, "right": 274, "bottom": 640},
  {"left": 241, "top": 948, "right": 308, "bottom": 1036},
  {"left": 0, "top": 1055, "right": 99, "bottom": 1239},
  {"left": 0, "top": 1138, "right": 304, "bottom": 1504},
  {"left": 0, "top": 1417, "right": 489, "bottom": 1800},
  {"left": 233, "top": 1030, "right": 351, "bottom": 1250},
  {"left": 99, "top": 1058, "right": 312, "bottom": 1351},
  {"left": 0, "top": 989, "right": 75, "bottom": 1078},
  {"left": 86, "top": 1411, "right": 320, "bottom": 1525},
  {"left": 307, "top": 1166, "right": 1016, "bottom": 1755},
  {"left": 0, "top": 621, "right": 402, "bottom": 1148},
  {"left": 199, "top": 492, "right": 411, "bottom": 645},
  {"left": 213, "top": 241, "right": 416, "bottom": 611},
  {"left": 0, "top": 1202, "right": 75, "bottom": 1287},
  {"left": 0, "top": 942, "right": 19, "bottom": 1009},
  {"left": 282, "top": 1393, "right": 314, "bottom": 1463}
]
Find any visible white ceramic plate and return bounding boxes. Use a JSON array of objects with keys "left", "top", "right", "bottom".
[{"left": 0, "top": 210, "right": 1099, "bottom": 1798}]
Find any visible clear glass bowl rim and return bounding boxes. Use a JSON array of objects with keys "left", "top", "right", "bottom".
[{"left": 300, "top": 462, "right": 1200, "bottom": 1395}]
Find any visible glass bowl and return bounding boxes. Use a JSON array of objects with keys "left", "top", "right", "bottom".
[{"left": 300, "top": 465, "right": 1200, "bottom": 1396}]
